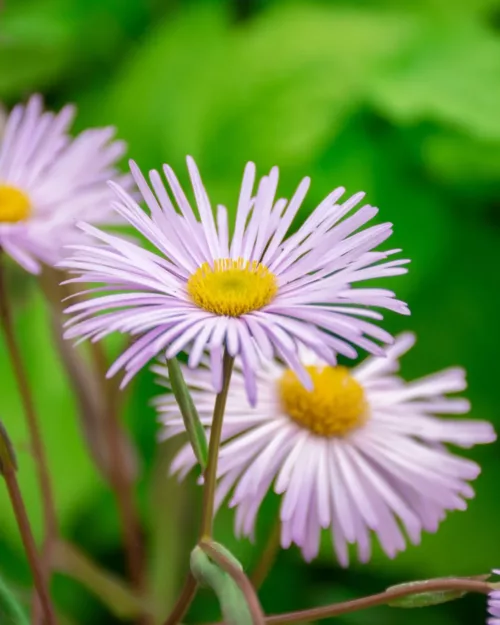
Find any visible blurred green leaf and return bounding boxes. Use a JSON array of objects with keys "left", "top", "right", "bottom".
[
  {"left": 103, "top": 3, "right": 418, "bottom": 190},
  {"left": 371, "top": 20, "right": 500, "bottom": 139},
  {"left": 0, "top": 1, "right": 73, "bottom": 97},
  {"left": 417, "top": 127, "right": 500, "bottom": 200}
]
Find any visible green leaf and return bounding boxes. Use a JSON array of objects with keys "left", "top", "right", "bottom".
[
  {"left": 414, "top": 127, "right": 500, "bottom": 200},
  {"left": 190, "top": 546, "right": 252, "bottom": 625},
  {"left": 0, "top": 1, "right": 73, "bottom": 97},
  {"left": 166, "top": 358, "right": 208, "bottom": 470},
  {"left": 0, "top": 574, "right": 28, "bottom": 625},
  {"left": 101, "top": 2, "right": 418, "bottom": 191},
  {"left": 370, "top": 20, "right": 500, "bottom": 139},
  {"left": 387, "top": 580, "right": 470, "bottom": 608}
]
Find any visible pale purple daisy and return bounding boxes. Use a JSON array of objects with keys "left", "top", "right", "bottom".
[
  {"left": 488, "top": 573, "right": 500, "bottom": 625},
  {"left": 0, "top": 95, "right": 130, "bottom": 274},
  {"left": 61, "top": 156, "right": 409, "bottom": 402},
  {"left": 156, "top": 333, "right": 496, "bottom": 565}
]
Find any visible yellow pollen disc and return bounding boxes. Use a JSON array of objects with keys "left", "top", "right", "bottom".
[
  {"left": 0, "top": 185, "right": 31, "bottom": 223},
  {"left": 187, "top": 258, "right": 278, "bottom": 317},
  {"left": 279, "top": 366, "right": 368, "bottom": 437}
]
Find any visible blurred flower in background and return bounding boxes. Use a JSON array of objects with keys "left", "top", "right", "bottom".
[
  {"left": 0, "top": 1, "right": 499, "bottom": 624},
  {"left": 0, "top": 95, "right": 130, "bottom": 274}
]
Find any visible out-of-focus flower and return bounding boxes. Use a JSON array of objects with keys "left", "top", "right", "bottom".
[
  {"left": 488, "top": 573, "right": 500, "bottom": 625},
  {"left": 62, "top": 156, "right": 409, "bottom": 402},
  {"left": 0, "top": 95, "right": 130, "bottom": 274},
  {"left": 157, "top": 333, "right": 496, "bottom": 565}
]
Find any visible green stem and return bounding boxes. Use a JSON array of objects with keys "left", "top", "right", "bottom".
[
  {"left": 265, "top": 578, "right": 491, "bottom": 624},
  {"left": 200, "top": 350, "right": 234, "bottom": 539}
]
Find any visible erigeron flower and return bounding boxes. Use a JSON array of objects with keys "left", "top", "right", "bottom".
[
  {"left": 62, "top": 156, "right": 409, "bottom": 402},
  {"left": 0, "top": 95, "right": 130, "bottom": 273},
  {"left": 488, "top": 573, "right": 500, "bottom": 625},
  {"left": 157, "top": 333, "right": 496, "bottom": 565}
]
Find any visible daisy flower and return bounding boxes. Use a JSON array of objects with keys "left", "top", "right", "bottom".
[
  {"left": 62, "top": 156, "right": 409, "bottom": 402},
  {"left": 488, "top": 573, "right": 500, "bottom": 625},
  {"left": 157, "top": 333, "right": 496, "bottom": 565},
  {"left": 0, "top": 95, "right": 130, "bottom": 274}
]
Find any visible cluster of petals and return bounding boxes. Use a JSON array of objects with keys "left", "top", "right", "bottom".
[
  {"left": 0, "top": 95, "right": 130, "bottom": 273},
  {"left": 62, "top": 156, "right": 410, "bottom": 402},
  {"left": 156, "top": 333, "right": 496, "bottom": 565}
]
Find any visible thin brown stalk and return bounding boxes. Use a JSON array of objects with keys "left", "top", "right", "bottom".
[
  {"left": 265, "top": 578, "right": 491, "bottom": 624},
  {"left": 0, "top": 254, "right": 58, "bottom": 562},
  {"left": 162, "top": 572, "right": 198, "bottom": 625},
  {"left": 200, "top": 540, "right": 265, "bottom": 625},
  {"left": 1, "top": 454, "right": 56, "bottom": 624}
]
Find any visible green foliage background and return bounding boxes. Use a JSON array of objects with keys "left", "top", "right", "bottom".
[{"left": 1, "top": 0, "right": 500, "bottom": 623}]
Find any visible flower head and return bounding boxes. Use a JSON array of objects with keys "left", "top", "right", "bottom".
[
  {"left": 0, "top": 95, "right": 130, "bottom": 273},
  {"left": 157, "top": 333, "right": 496, "bottom": 565},
  {"left": 488, "top": 573, "right": 500, "bottom": 625},
  {"left": 62, "top": 156, "right": 409, "bottom": 402}
]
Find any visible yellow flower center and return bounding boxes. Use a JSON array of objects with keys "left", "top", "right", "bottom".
[
  {"left": 0, "top": 185, "right": 31, "bottom": 223},
  {"left": 279, "top": 365, "right": 368, "bottom": 437},
  {"left": 187, "top": 258, "right": 278, "bottom": 317}
]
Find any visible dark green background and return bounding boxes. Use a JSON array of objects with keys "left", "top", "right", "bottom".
[{"left": 0, "top": 0, "right": 499, "bottom": 623}]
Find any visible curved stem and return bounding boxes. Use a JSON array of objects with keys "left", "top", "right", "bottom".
[
  {"left": 0, "top": 255, "right": 58, "bottom": 553},
  {"left": 265, "top": 578, "right": 491, "bottom": 624},
  {"left": 200, "top": 540, "right": 265, "bottom": 625},
  {"left": 162, "top": 572, "right": 198, "bottom": 625},
  {"left": 250, "top": 517, "right": 281, "bottom": 589},
  {"left": 200, "top": 351, "right": 234, "bottom": 539}
]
